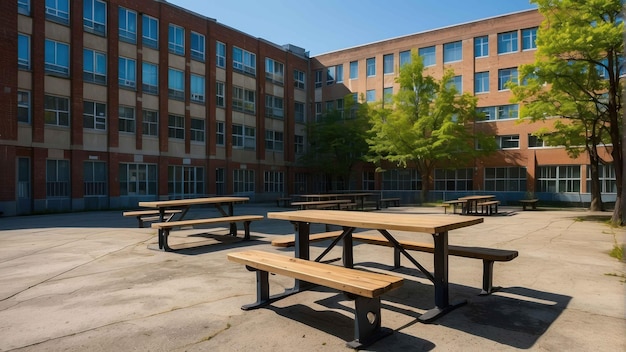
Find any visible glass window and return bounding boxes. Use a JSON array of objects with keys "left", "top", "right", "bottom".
[
  {"left": 190, "top": 74, "right": 205, "bottom": 103},
  {"left": 484, "top": 167, "right": 527, "bottom": 192},
  {"left": 265, "top": 58, "right": 284, "bottom": 84},
  {"left": 587, "top": 163, "right": 617, "bottom": 193},
  {"left": 18, "top": 90, "right": 31, "bottom": 124},
  {"left": 18, "top": 0, "right": 30, "bottom": 15},
  {"left": 498, "top": 31, "right": 518, "bottom": 54},
  {"left": 447, "top": 75, "right": 462, "bottom": 93},
  {"left": 295, "top": 135, "right": 304, "bottom": 154},
  {"left": 477, "top": 106, "right": 496, "bottom": 121},
  {"left": 265, "top": 95, "right": 284, "bottom": 119},
  {"left": 537, "top": 166, "right": 580, "bottom": 193},
  {"left": 232, "top": 124, "right": 255, "bottom": 149},
  {"left": 118, "top": 106, "right": 135, "bottom": 133},
  {"left": 295, "top": 101, "right": 305, "bottom": 123},
  {"left": 264, "top": 171, "right": 284, "bottom": 193},
  {"left": 382, "top": 169, "right": 421, "bottom": 190},
  {"left": 119, "top": 7, "right": 137, "bottom": 43},
  {"left": 45, "top": 39, "right": 70, "bottom": 76},
  {"left": 336, "top": 64, "right": 343, "bottom": 83},
  {"left": 326, "top": 66, "right": 335, "bottom": 85},
  {"left": 232, "top": 47, "right": 256, "bottom": 75},
  {"left": 44, "top": 95, "right": 69, "bottom": 126},
  {"left": 383, "top": 54, "right": 394, "bottom": 74},
  {"left": 119, "top": 163, "right": 157, "bottom": 196},
  {"left": 216, "top": 81, "right": 225, "bottom": 107},
  {"left": 366, "top": 89, "right": 376, "bottom": 102},
  {"left": 443, "top": 41, "right": 462, "bottom": 63},
  {"left": 168, "top": 24, "right": 184, "bottom": 55},
  {"left": 383, "top": 87, "right": 393, "bottom": 104},
  {"left": 474, "top": 71, "right": 489, "bottom": 93},
  {"left": 349, "top": 60, "right": 358, "bottom": 79},
  {"left": 265, "top": 130, "right": 284, "bottom": 151},
  {"left": 83, "top": 48, "right": 106, "bottom": 84},
  {"left": 325, "top": 101, "right": 334, "bottom": 112},
  {"left": 498, "top": 67, "right": 518, "bottom": 90},
  {"left": 142, "top": 110, "right": 158, "bottom": 136},
  {"left": 83, "top": 0, "right": 106, "bottom": 36},
  {"left": 419, "top": 46, "right": 436, "bottom": 67},
  {"left": 83, "top": 101, "right": 106, "bottom": 130},
  {"left": 84, "top": 161, "right": 107, "bottom": 196},
  {"left": 474, "top": 36, "right": 489, "bottom": 58},
  {"left": 434, "top": 168, "right": 473, "bottom": 191},
  {"left": 294, "top": 69, "right": 305, "bottom": 89},
  {"left": 399, "top": 50, "right": 411, "bottom": 67},
  {"left": 498, "top": 135, "right": 520, "bottom": 149},
  {"left": 168, "top": 68, "right": 184, "bottom": 100},
  {"left": 190, "top": 118, "right": 205, "bottom": 142},
  {"left": 314, "top": 70, "right": 322, "bottom": 88},
  {"left": 142, "top": 62, "right": 158, "bottom": 94},
  {"left": 233, "top": 169, "right": 255, "bottom": 193},
  {"left": 216, "top": 41, "right": 226, "bottom": 68},
  {"left": 118, "top": 57, "right": 136, "bottom": 89},
  {"left": 522, "top": 27, "right": 538, "bottom": 50},
  {"left": 497, "top": 104, "right": 519, "bottom": 119},
  {"left": 45, "top": 0, "right": 69, "bottom": 25},
  {"left": 232, "top": 86, "right": 255, "bottom": 114},
  {"left": 142, "top": 15, "right": 158, "bottom": 49},
  {"left": 216, "top": 121, "right": 225, "bottom": 146},
  {"left": 18, "top": 33, "right": 30, "bottom": 70},
  {"left": 366, "top": 57, "right": 376, "bottom": 77},
  {"left": 46, "top": 159, "right": 70, "bottom": 197},
  {"left": 190, "top": 31, "right": 205, "bottom": 61},
  {"left": 168, "top": 114, "right": 184, "bottom": 139},
  {"left": 168, "top": 165, "right": 204, "bottom": 197}
]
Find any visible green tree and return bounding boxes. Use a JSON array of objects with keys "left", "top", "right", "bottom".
[
  {"left": 299, "top": 96, "right": 370, "bottom": 190},
  {"left": 511, "top": 0, "right": 623, "bottom": 220},
  {"left": 366, "top": 52, "right": 497, "bottom": 202}
]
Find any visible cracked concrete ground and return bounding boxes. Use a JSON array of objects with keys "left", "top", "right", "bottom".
[{"left": 0, "top": 204, "right": 624, "bottom": 351}]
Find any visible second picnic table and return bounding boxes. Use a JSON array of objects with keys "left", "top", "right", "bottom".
[{"left": 267, "top": 209, "right": 483, "bottom": 321}]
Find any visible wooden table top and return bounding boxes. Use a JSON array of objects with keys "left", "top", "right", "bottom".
[
  {"left": 458, "top": 195, "right": 495, "bottom": 201},
  {"left": 290, "top": 199, "right": 352, "bottom": 206},
  {"left": 267, "top": 210, "right": 483, "bottom": 234},
  {"left": 138, "top": 196, "right": 249, "bottom": 208}
]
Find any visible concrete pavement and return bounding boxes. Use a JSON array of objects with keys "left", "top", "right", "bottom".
[{"left": 0, "top": 204, "right": 624, "bottom": 351}]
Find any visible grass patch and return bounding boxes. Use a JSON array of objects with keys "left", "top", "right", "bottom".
[{"left": 609, "top": 244, "right": 624, "bottom": 262}]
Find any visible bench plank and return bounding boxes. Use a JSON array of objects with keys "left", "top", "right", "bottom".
[
  {"left": 271, "top": 231, "right": 518, "bottom": 294},
  {"left": 228, "top": 249, "right": 403, "bottom": 348},
  {"left": 520, "top": 199, "right": 539, "bottom": 210},
  {"left": 123, "top": 209, "right": 182, "bottom": 228},
  {"left": 228, "top": 250, "right": 403, "bottom": 298},
  {"left": 151, "top": 215, "right": 264, "bottom": 250}
]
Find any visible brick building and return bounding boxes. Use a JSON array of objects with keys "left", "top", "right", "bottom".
[
  {"left": 0, "top": 2, "right": 616, "bottom": 215},
  {"left": 311, "top": 9, "right": 616, "bottom": 205}
]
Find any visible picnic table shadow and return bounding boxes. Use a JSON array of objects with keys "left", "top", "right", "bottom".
[
  {"left": 353, "top": 262, "right": 571, "bottom": 349},
  {"left": 148, "top": 229, "right": 268, "bottom": 255}
]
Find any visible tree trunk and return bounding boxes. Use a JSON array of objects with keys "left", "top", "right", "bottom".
[
  {"left": 588, "top": 154, "right": 604, "bottom": 211},
  {"left": 420, "top": 172, "right": 429, "bottom": 204}
]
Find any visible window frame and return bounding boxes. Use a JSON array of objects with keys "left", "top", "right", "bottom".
[
  {"left": 18, "top": 33, "right": 30, "bottom": 70},
  {"left": 190, "top": 31, "right": 205, "bottom": 61},
  {"left": 366, "top": 57, "right": 376, "bottom": 77},
  {"left": 190, "top": 74, "right": 206, "bottom": 104},
  {"left": 383, "top": 54, "right": 394, "bottom": 74},
  {"left": 264, "top": 171, "right": 284, "bottom": 193},
  {"left": 265, "top": 95, "right": 284, "bottom": 119},
  {"left": 83, "top": 161, "right": 107, "bottom": 196},
  {"left": 118, "top": 7, "right": 137, "bottom": 44},
  {"left": 45, "top": 0, "right": 69, "bottom": 25},
  {"left": 118, "top": 106, "right": 135, "bottom": 133},
  {"left": 522, "top": 27, "right": 538, "bottom": 51},
  {"left": 265, "top": 57, "right": 284, "bottom": 84},
  {"left": 18, "top": 90, "right": 31, "bottom": 124},
  {"left": 232, "top": 46, "right": 256, "bottom": 76},
  {"left": 83, "top": 48, "right": 107, "bottom": 84},
  {"left": 142, "top": 15, "right": 159, "bottom": 49},
  {"left": 474, "top": 71, "right": 489, "bottom": 94},
  {"left": 216, "top": 41, "right": 226, "bottom": 68},
  {"left": 83, "top": 0, "right": 106, "bottom": 36},
  {"left": 419, "top": 46, "right": 436, "bottom": 67},
  {"left": 498, "top": 67, "right": 518, "bottom": 91},
  {"left": 190, "top": 118, "right": 205, "bottom": 143},
  {"left": 168, "top": 68, "right": 184, "bottom": 100},
  {"left": 216, "top": 81, "right": 225, "bottom": 107},
  {"left": 265, "top": 130, "right": 284, "bottom": 152},
  {"left": 46, "top": 159, "right": 70, "bottom": 197},
  {"left": 44, "top": 95, "right": 70, "bottom": 127},
  {"left": 45, "top": 39, "right": 70, "bottom": 76},
  {"left": 349, "top": 61, "right": 358, "bottom": 79},
  {"left": 498, "top": 31, "right": 519, "bottom": 55},
  {"left": 168, "top": 24, "right": 185, "bottom": 56},
  {"left": 474, "top": 36, "right": 489, "bottom": 58},
  {"left": 142, "top": 62, "right": 158, "bottom": 95},
  {"left": 83, "top": 100, "right": 107, "bottom": 131},
  {"left": 142, "top": 109, "right": 158, "bottom": 137},
  {"left": 443, "top": 41, "right": 463, "bottom": 63},
  {"left": 294, "top": 69, "right": 305, "bottom": 89},
  {"left": 168, "top": 114, "right": 185, "bottom": 140},
  {"left": 118, "top": 57, "right": 136, "bottom": 89}
]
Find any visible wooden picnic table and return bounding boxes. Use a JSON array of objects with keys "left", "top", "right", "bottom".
[
  {"left": 298, "top": 193, "right": 376, "bottom": 210},
  {"left": 458, "top": 195, "right": 496, "bottom": 215},
  {"left": 139, "top": 197, "right": 249, "bottom": 249},
  {"left": 290, "top": 199, "right": 353, "bottom": 210},
  {"left": 267, "top": 209, "right": 484, "bottom": 322}
]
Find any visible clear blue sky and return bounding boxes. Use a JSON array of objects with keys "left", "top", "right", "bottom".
[{"left": 168, "top": 0, "right": 537, "bottom": 56}]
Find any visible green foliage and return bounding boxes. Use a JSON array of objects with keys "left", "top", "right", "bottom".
[
  {"left": 366, "top": 51, "right": 497, "bottom": 200},
  {"left": 511, "top": 0, "right": 624, "bottom": 214},
  {"left": 299, "top": 95, "right": 371, "bottom": 189}
]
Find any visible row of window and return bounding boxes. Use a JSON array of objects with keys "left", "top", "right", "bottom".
[
  {"left": 19, "top": 1, "right": 308, "bottom": 88},
  {"left": 314, "top": 28, "right": 537, "bottom": 86},
  {"left": 31, "top": 158, "right": 618, "bottom": 199},
  {"left": 38, "top": 159, "right": 288, "bottom": 198}
]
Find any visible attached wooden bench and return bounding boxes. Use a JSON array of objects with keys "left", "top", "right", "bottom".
[
  {"left": 272, "top": 232, "right": 518, "bottom": 295},
  {"left": 378, "top": 197, "right": 400, "bottom": 208},
  {"left": 151, "top": 215, "right": 264, "bottom": 251},
  {"left": 123, "top": 209, "right": 182, "bottom": 228},
  {"left": 227, "top": 250, "right": 404, "bottom": 349},
  {"left": 290, "top": 199, "right": 352, "bottom": 210},
  {"left": 442, "top": 200, "right": 466, "bottom": 214},
  {"left": 478, "top": 200, "right": 500, "bottom": 215},
  {"left": 519, "top": 199, "right": 539, "bottom": 210}
]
